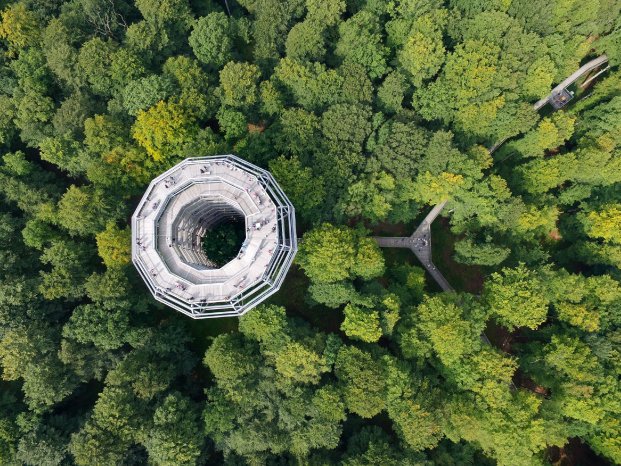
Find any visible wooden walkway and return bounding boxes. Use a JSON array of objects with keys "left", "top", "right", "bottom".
[
  {"left": 489, "top": 54, "right": 608, "bottom": 155},
  {"left": 533, "top": 54, "right": 608, "bottom": 110},
  {"left": 374, "top": 200, "right": 453, "bottom": 292}
]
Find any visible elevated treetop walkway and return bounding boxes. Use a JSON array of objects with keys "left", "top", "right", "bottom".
[
  {"left": 533, "top": 54, "right": 609, "bottom": 110},
  {"left": 372, "top": 55, "right": 611, "bottom": 391},
  {"left": 489, "top": 54, "right": 609, "bottom": 154},
  {"left": 373, "top": 200, "right": 452, "bottom": 292}
]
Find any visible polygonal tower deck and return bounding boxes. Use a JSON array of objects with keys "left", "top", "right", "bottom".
[{"left": 131, "top": 155, "right": 297, "bottom": 318}]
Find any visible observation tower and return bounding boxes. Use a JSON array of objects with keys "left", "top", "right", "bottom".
[{"left": 131, "top": 155, "right": 297, "bottom": 318}]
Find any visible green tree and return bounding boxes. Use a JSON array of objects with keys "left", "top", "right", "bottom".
[
  {"left": 272, "top": 58, "right": 343, "bottom": 111},
  {"left": 308, "top": 281, "right": 361, "bottom": 308},
  {"left": 413, "top": 39, "right": 507, "bottom": 137},
  {"left": 341, "top": 303, "right": 382, "bottom": 343},
  {"left": 269, "top": 107, "right": 321, "bottom": 157},
  {"left": 297, "top": 224, "right": 356, "bottom": 283},
  {"left": 218, "top": 61, "right": 261, "bottom": 109},
  {"left": 247, "top": 0, "right": 303, "bottom": 67},
  {"left": 334, "top": 345, "right": 386, "bottom": 418},
  {"left": 285, "top": 20, "right": 326, "bottom": 62},
  {"left": 509, "top": 112, "right": 576, "bottom": 158},
  {"left": 520, "top": 332, "right": 621, "bottom": 461},
  {"left": 39, "top": 239, "right": 93, "bottom": 300},
  {"left": 189, "top": 12, "right": 233, "bottom": 68},
  {"left": 162, "top": 55, "right": 216, "bottom": 119},
  {"left": 63, "top": 302, "right": 132, "bottom": 351},
  {"left": 297, "top": 224, "right": 384, "bottom": 283},
  {"left": 40, "top": 17, "right": 80, "bottom": 89},
  {"left": 376, "top": 70, "right": 409, "bottom": 114},
  {"left": 57, "top": 185, "right": 120, "bottom": 237},
  {"left": 69, "top": 386, "right": 149, "bottom": 465},
  {"left": 105, "top": 324, "right": 196, "bottom": 401},
  {"left": 204, "top": 306, "right": 346, "bottom": 461},
  {"left": 372, "top": 120, "right": 429, "bottom": 178},
  {"left": 14, "top": 415, "right": 70, "bottom": 466},
  {"left": 340, "top": 426, "right": 427, "bottom": 465},
  {"left": 144, "top": 393, "right": 204, "bottom": 466},
  {"left": 0, "top": 323, "right": 79, "bottom": 412},
  {"left": 133, "top": 0, "right": 194, "bottom": 54},
  {"left": 306, "top": 0, "right": 345, "bottom": 26},
  {"left": 132, "top": 100, "right": 198, "bottom": 162},
  {"left": 335, "top": 11, "right": 388, "bottom": 79},
  {"left": 337, "top": 172, "right": 397, "bottom": 223},
  {"left": 268, "top": 155, "right": 325, "bottom": 220},
  {"left": 321, "top": 103, "right": 373, "bottom": 152},
  {"left": 51, "top": 91, "right": 94, "bottom": 138},
  {"left": 77, "top": 37, "right": 117, "bottom": 96},
  {"left": 397, "top": 12, "right": 446, "bottom": 86},
  {"left": 121, "top": 75, "right": 175, "bottom": 116},
  {"left": 446, "top": 392, "right": 558, "bottom": 466},
  {"left": 483, "top": 264, "right": 549, "bottom": 331},
  {"left": 384, "top": 357, "right": 443, "bottom": 450},
  {"left": 353, "top": 237, "right": 385, "bottom": 279},
  {"left": 399, "top": 294, "right": 485, "bottom": 365},
  {"left": 338, "top": 62, "right": 373, "bottom": 105},
  {"left": 274, "top": 341, "right": 329, "bottom": 384},
  {"left": 454, "top": 238, "right": 511, "bottom": 266}
]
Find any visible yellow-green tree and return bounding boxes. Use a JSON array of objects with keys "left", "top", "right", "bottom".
[
  {"left": 582, "top": 204, "right": 621, "bottom": 244},
  {"left": 297, "top": 224, "right": 384, "bottom": 283},
  {"left": 483, "top": 264, "right": 549, "bottom": 331},
  {"left": 96, "top": 222, "right": 131, "bottom": 268},
  {"left": 132, "top": 101, "right": 198, "bottom": 162},
  {"left": 511, "top": 112, "right": 576, "bottom": 158},
  {"left": 412, "top": 171, "right": 464, "bottom": 205},
  {"left": 397, "top": 12, "right": 447, "bottom": 86},
  {"left": 0, "top": 4, "right": 40, "bottom": 55},
  {"left": 341, "top": 304, "right": 382, "bottom": 343}
]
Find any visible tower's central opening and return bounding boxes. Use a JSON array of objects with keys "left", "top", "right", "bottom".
[
  {"left": 201, "top": 216, "right": 246, "bottom": 267},
  {"left": 171, "top": 196, "right": 247, "bottom": 270}
]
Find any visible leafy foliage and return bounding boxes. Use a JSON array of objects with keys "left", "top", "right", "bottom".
[{"left": 0, "top": 0, "right": 619, "bottom": 464}]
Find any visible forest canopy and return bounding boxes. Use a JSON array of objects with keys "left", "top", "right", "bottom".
[{"left": 0, "top": 0, "right": 620, "bottom": 464}]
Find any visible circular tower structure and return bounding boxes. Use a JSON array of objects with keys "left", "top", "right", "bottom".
[{"left": 131, "top": 155, "right": 297, "bottom": 318}]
